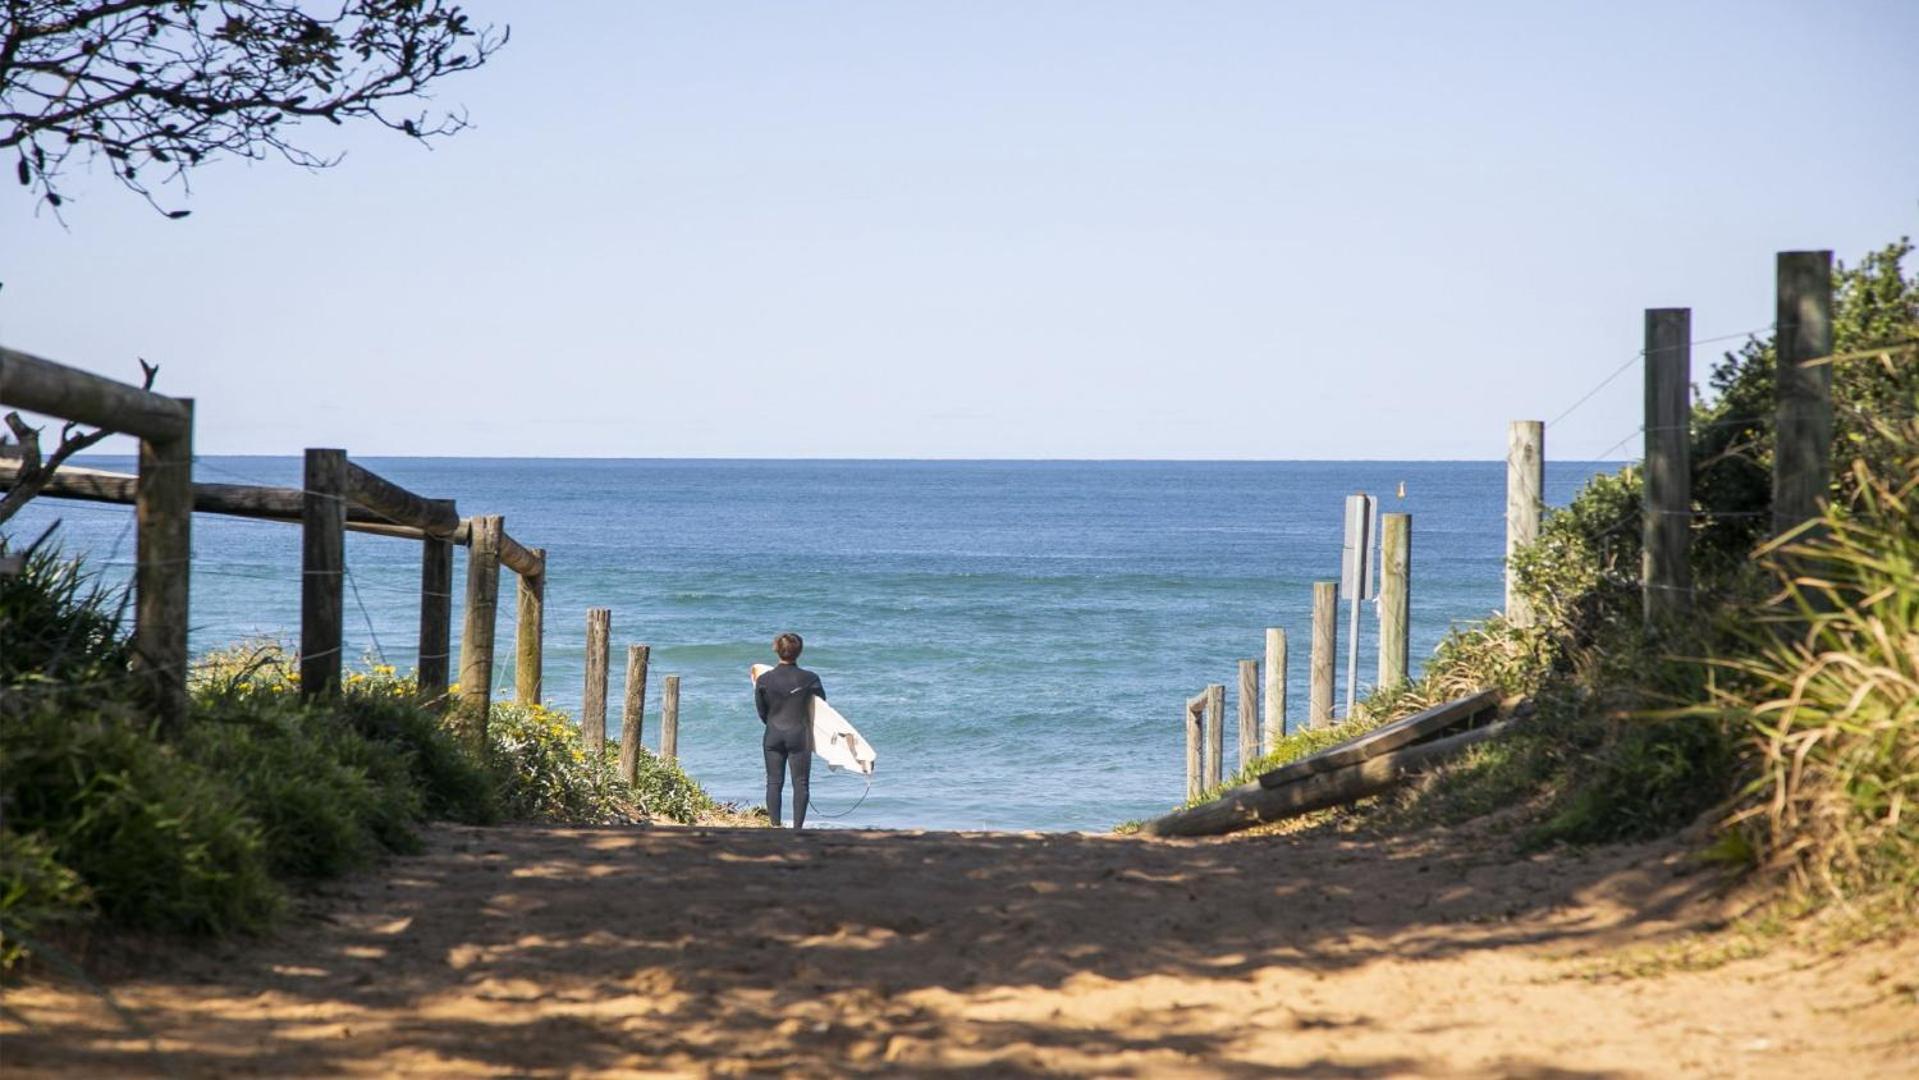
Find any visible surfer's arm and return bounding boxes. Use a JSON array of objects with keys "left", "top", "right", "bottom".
[
  {"left": 754, "top": 683, "right": 769, "bottom": 723},
  {"left": 811, "top": 675, "right": 826, "bottom": 702}
]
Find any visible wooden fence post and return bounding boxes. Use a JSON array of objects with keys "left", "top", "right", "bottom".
[
  {"left": 417, "top": 499, "right": 455, "bottom": 706},
  {"left": 582, "top": 607, "right": 611, "bottom": 752},
  {"left": 1506, "top": 420, "right": 1544, "bottom": 627},
  {"left": 1644, "top": 308, "right": 1693, "bottom": 625},
  {"left": 135, "top": 400, "right": 193, "bottom": 731},
  {"left": 456, "top": 514, "right": 502, "bottom": 747},
  {"left": 660, "top": 674, "right": 681, "bottom": 761},
  {"left": 1184, "top": 691, "right": 1207, "bottom": 800},
  {"left": 1378, "top": 512, "right": 1411, "bottom": 688},
  {"left": 300, "top": 448, "right": 347, "bottom": 699},
  {"left": 1773, "top": 250, "right": 1834, "bottom": 536},
  {"left": 1237, "top": 659, "right": 1259, "bottom": 771},
  {"left": 1263, "top": 628, "right": 1287, "bottom": 749},
  {"left": 1204, "top": 682, "right": 1225, "bottom": 790},
  {"left": 619, "top": 644, "right": 651, "bottom": 783},
  {"left": 1310, "top": 580, "right": 1337, "bottom": 727},
  {"left": 515, "top": 547, "right": 545, "bottom": 705}
]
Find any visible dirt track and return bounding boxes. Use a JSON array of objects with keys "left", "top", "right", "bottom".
[{"left": 5, "top": 823, "right": 1915, "bottom": 1077}]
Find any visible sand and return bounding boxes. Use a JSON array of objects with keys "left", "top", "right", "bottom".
[{"left": 4, "top": 822, "right": 1914, "bottom": 1077}]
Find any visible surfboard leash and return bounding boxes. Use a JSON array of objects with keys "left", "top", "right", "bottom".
[{"left": 804, "top": 773, "right": 874, "bottom": 819}]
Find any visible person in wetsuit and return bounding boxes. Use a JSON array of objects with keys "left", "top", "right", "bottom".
[{"left": 754, "top": 632, "right": 825, "bottom": 828}]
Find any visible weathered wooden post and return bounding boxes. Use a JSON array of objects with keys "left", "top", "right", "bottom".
[
  {"left": 1309, "top": 580, "right": 1337, "bottom": 727},
  {"left": 1204, "top": 682, "right": 1225, "bottom": 790},
  {"left": 456, "top": 514, "right": 503, "bottom": 747},
  {"left": 582, "top": 607, "right": 611, "bottom": 752},
  {"left": 1506, "top": 420, "right": 1544, "bottom": 627},
  {"left": 417, "top": 499, "right": 455, "bottom": 705},
  {"left": 1184, "top": 690, "right": 1207, "bottom": 800},
  {"left": 515, "top": 547, "right": 545, "bottom": 704},
  {"left": 300, "top": 448, "right": 347, "bottom": 699},
  {"left": 1773, "top": 250, "right": 1834, "bottom": 536},
  {"left": 1644, "top": 309, "right": 1693, "bottom": 625},
  {"left": 1378, "top": 512, "right": 1411, "bottom": 688},
  {"left": 619, "top": 644, "right": 651, "bottom": 783},
  {"left": 136, "top": 399, "right": 193, "bottom": 731},
  {"left": 660, "top": 674, "right": 681, "bottom": 762},
  {"left": 1237, "top": 659, "right": 1259, "bottom": 771},
  {"left": 1263, "top": 628, "right": 1287, "bottom": 749}
]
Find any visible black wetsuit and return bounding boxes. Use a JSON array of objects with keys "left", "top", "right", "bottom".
[{"left": 754, "top": 662, "right": 824, "bottom": 828}]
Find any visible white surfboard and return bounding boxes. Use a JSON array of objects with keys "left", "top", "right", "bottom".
[{"left": 749, "top": 664, "right": 877, "bottom": 777}]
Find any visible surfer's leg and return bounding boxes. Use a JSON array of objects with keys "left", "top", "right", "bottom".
[
  {"left": 764, "top": 746, "right": 787, "bottom": 827},
  {"left": 790, "top": 750, "right": 812, "bottom": 829}
]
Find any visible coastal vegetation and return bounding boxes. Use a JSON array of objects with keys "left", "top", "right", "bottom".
[
  {"left": 0, "top": 535, "right": 717, "bottom": 970},
  {"left": 1186, "top": 237, "right": 1919, "bottom": 927}
]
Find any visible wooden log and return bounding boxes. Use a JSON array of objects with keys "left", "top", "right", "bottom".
[
  {"left": 1773, "top": 250, "right": 1834, "bottom": 536},
  {"left": 515, "top": 549, "right": 545, "bottom": 705},
  {"left": 1506, "top": 420, "right": 1544, "bottom": 627},
  {"left": 661, "top": 674, "right": 681, "bottom": 761},
  {"left": 1309, "top": 580, "right": 1337, "bottom": 727},
  {"left": 300, "top": 448, "right": 347, "bottom": 699},
  {"left": 1204, "top": 682, "right": 1225, "bottom": 790},
  {"left": 498, "top": 530, "right": 543, "bottom": 578},
  {"left": 343, "top": 460, "right": 460, "bottom": 537},
  {"left": 1141, "top": 718, "right": 1517, "bottom": 838},
  {"left": 1263, "top": 628, "right": 1286, "bottom": 750},
  {"left": 1256, "top": 688, "right": 1501, "bottom": 789},
  {"left": 1184, "top": 690, "right": 1206, "bottom": 801},
  {"left": 0, "top": 346, "right": 191, "bottom": 442},
  {"left": 134, "top": 401, "right": 193, "bottom": 732},
  {"left": 418, "top": 503, "right": 455, "bottom": 706},
  {"left": 0, "top": 459, "right": 439, "bottom": 538},
  {"left": 1237, "top": 659, "right": 1259, "bottom": 772},
  {"left": 582, "top": 608, "right": 611, "bottom": 753},
  {"left": 1377, "top": 513, "right": 1411, "bottom": 688},
  {"left": 1643, "top": 308, "right": 1693, "bottom": 625},
  {"left": 456, "top": 514, "right": 503, "bottom": 748},
  {"left": 619, "top": 644, "right": 651, "bottom": 784}
]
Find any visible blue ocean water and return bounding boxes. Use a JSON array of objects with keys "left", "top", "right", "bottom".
[{"left": 10, "top": 458, "right": 1608, "bottom": 831}]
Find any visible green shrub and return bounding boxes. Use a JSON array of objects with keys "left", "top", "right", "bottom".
[
  {"left": 180, "top": 694, "right": 422, "bottom": 880},
  {"left": 193, "top": 647, "right": 499, "bottom": 827},
  {"left": 0, "top": 828, "right": 93, "bottom": 971},
  {"left": 625, "top": 744, "right": 719, "bottom": 825},
  {"left": 0, "top": 693, "right": 282, "bottom": 936},
  {"left": 0, "top": 528, "right": 134, "bottom": 686}
]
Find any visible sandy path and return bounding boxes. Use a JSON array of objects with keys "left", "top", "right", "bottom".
[{"left": 4, "top": 823, "right": 1914, "bottom": 1077}]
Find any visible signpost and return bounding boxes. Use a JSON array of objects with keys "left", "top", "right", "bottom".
[{"left": 1340, "top": 493, "right": 1377, "bottom": 717}]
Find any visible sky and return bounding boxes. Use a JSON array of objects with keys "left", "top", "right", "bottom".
[{"left": 3, "top": 1, "right": 1916, "bottom": 460}]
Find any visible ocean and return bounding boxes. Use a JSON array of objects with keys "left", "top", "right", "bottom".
[{"left": 9, "top": 458, "right": 1610, "bottom": 831}]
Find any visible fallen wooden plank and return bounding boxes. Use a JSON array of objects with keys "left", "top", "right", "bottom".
[
  {"left": 1140, "top": 718, "right": 1518, "bottom": 838},
  {"left": 1256, "top": 688, "right": 1501, "bottom": 789}
]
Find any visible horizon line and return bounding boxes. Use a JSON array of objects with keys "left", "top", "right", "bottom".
[{"left": 74, "top": 452, "right": 1636, "bottom": 465}]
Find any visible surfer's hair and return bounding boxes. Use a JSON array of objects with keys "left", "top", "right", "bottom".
[{"left": 773, "top": 633, "right": 804, "bottom": 662}]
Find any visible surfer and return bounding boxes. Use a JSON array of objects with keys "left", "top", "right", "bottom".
[{"left": 753, "top": 632, "right": 825, "bottom": 828}]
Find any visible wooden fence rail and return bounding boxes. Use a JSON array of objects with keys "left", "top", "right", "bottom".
[{"left": 1, "top": 347, "right": 193, "bottom": 729}]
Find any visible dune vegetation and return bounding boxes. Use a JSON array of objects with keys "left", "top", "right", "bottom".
[
  {"left": 0, "top": 541, "right": 719, "bottom": 970},
  {"left": 1183, "top": 237, "right": 1919, "bottom": 928}
]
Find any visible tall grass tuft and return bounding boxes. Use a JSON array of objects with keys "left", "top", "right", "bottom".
[{"left": 1703, "top": 438, "right": 1919, "bottom": 912}]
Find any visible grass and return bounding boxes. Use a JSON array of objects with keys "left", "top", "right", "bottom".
[{"left": 1690, "top": 450, "right": 1919, "bottom": 915}]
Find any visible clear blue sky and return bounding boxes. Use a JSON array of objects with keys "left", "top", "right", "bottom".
[{"left": 3, "top": 1, "right": 1915, "bottom": 459}]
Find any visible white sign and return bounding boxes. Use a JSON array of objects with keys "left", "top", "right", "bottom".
[{"left": 1340, "top": 493, "right": 1377, "bottom": 600}]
